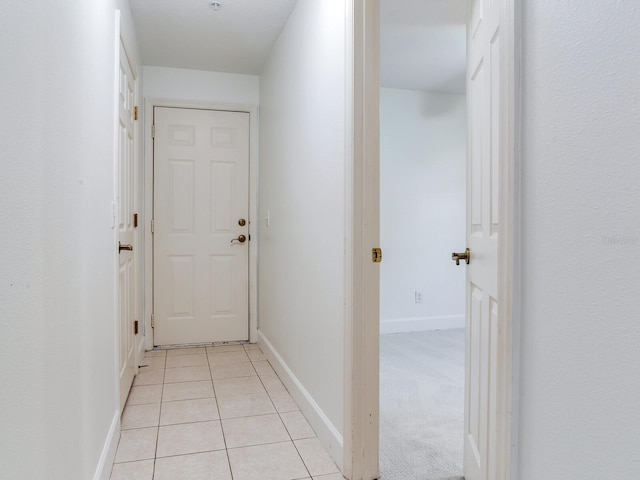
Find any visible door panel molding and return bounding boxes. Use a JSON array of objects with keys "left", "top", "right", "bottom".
[
  {"left": 465, "top": 0, "right": 518, "bottom": 475},
  {"left": 115, "top": 13, "right": 138, "bottom": 411},
  {"left": 143, "top": 100, "right": 259, "bottom": 350},
  {"left": 153, "top": 106, "right": 249, "bottom": 345}
]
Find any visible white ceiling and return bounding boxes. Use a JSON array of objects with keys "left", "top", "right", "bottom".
[
  {"left": 129, "top": 0, "right": 467, "bottom": 94},
  {"left": 380, "top": 0, "right": 467, "bottom": 94},
  {"left": 129, "top": 0, "right": 298, "bottom": 74}
]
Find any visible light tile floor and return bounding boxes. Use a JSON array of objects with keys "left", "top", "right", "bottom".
[{"left": 110, "top": 343, "right": 343, "bottom": 480}]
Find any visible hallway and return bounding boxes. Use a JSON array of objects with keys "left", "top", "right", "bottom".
[{"left": 110, "top": 344, "right": 342, "bottom": 480}]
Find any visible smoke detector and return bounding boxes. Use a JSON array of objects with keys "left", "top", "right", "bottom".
[{"left": 210, "top": 1, "right": 222, "bottom": 11}]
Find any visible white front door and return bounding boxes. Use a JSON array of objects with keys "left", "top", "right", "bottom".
[
  {"left": 464, "top": 0, "right": 509, "bottom": 478},
  {"left": 117, "top": 38, "right": 137, "bottom": 410},
  {"left": 153, "top": 107, "right": 250, "bottom": 346}
]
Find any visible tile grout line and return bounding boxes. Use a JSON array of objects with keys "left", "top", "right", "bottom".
[
  {"left": 250, "top": 355, "right": 297, "bottom": 448},
  {"left": 253, "top": 357, "right": 315, "bottom": 479},
  {"left": 207, "top": 350, "right": 235, "bottom": 480},
  {"left": 152, "top": 351, "right": 167, "bottom": 479},
  {"left": 291, "top": 436, "right": 314, "bottom": 480}
]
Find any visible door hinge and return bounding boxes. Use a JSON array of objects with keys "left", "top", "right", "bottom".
[
  {"left": 151, "top": 219, "right": 154, "bottom": 234},
  {"left": 134, "top": 320, "right": 139, "bottom": 335},
  {"left": 134, "top": 106, "right": 139, "bottom": 121},
  {"left": 133, "top": 213, "right": 138, "bottom": 228},
  {"left": 151, "top": 314, "right": 155, "bottom": 328},
  {"left": 152, "top": 124, "right": 155, "bottom": 138},
  {"left": 372, "top": 247, "right": 382, "bottom": 263}
]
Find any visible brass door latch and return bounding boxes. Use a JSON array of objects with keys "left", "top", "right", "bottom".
[{"left": 451, "top": 248, "right": 470, "bottom": 265}]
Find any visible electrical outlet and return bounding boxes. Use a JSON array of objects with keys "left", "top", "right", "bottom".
[{"left": 415, "top": 291, "right": 423, "bottom": 303}]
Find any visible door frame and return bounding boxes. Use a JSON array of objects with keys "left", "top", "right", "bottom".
[
  {"left": 143, "top": 100, "right": 259, "bottom": 350},
  {"left": 342, "top": 1, "right": 380, "bottom": 479},
  {"left": 344, "top": 1, "right": 521, "bottom": 479}
]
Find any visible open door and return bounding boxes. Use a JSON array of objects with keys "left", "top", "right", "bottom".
[
  {"left": 463, "top": 0, "right": 515, "bottom": 479},
  {"left": 116, "top": 33, "right": 137, "bottom": 410}
]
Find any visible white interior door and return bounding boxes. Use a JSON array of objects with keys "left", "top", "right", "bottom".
[
  {"left": 464, "top": 0, "right": 504, "bottom": 478},
  {"left": 117, "top": 39, "right": 137, "bottom": 410},
  {"left": 153, "top": 107, "right": 250, "bottom": 346}
]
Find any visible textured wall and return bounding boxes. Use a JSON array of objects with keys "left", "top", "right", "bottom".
[
  {"left": 518, "top": 1, "right": 640, "bottom": 478},
  {"left": 0, "top": 1, "right": 135, "bottom": 478}
]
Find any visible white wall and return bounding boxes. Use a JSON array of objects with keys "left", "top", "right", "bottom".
[
  {"left": 380, "top": 88, "right": 466, "bottom": 334},
  {"left": 142, "top": 66, "right": 259, "bottom": 105},
  {"left": 258, "top": 0, "right": 347, "bottom": 466},
  {"left": 0, "top": 1, "right": 137, "bottom": 478},
  {"left": 518, "top": 2, "right": 640, "bottom": 479}
]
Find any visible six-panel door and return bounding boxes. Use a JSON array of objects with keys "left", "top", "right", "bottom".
[
  {"left": 153, "top": 107, "right": 250, "bottom": 346},
  {"left": 118, "top": 39, "right": 136, "bottom": 410},
  {"left": 465, "top": 0, "right": 504, "bottom": 479}
]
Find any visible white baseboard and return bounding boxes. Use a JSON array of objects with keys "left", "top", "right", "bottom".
[
  {"left": 93, "top": 409, "right": 120, "bottom": 480},
  {"left": 380, "top": 315, "right": 464, "bottom": 335},
  {"left": 257, "top": 330, "right": 344, "bottom": 471}
]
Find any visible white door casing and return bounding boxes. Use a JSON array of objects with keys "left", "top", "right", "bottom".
[
  {"left": 464, "top": 0, "right": 515, "bottom": 479},
  {"left": 153, "top": 107, "right": 250, "bottom": 346},
  {"left": 343, "top": 1, "right": 380, "bottom": 479},
  {"left": 117, "top": 37, "right": 137, "bottom": 410}
]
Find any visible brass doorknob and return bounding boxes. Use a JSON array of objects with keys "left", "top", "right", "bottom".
[
  {"left": 451, "top": 248, "right": 470, "bottom": 265},
  {"left": 231, "top": 234, "right": 247, "bottom": 244}
]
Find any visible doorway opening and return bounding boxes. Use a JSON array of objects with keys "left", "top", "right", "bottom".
[
  {"left": 378, "top": 1, "right": 467, "bottom": 478},
  {"left": 378, "top": 92, "right": 467, "bottom": 478}
]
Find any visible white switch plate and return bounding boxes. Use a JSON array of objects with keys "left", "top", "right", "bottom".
[{"left": 415, "top": 291, "right": 423, "bottom": 303}]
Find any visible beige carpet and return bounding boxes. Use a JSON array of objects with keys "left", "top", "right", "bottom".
[{"left": 379, "top": 329, "right": 465, "bottom": 480}]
